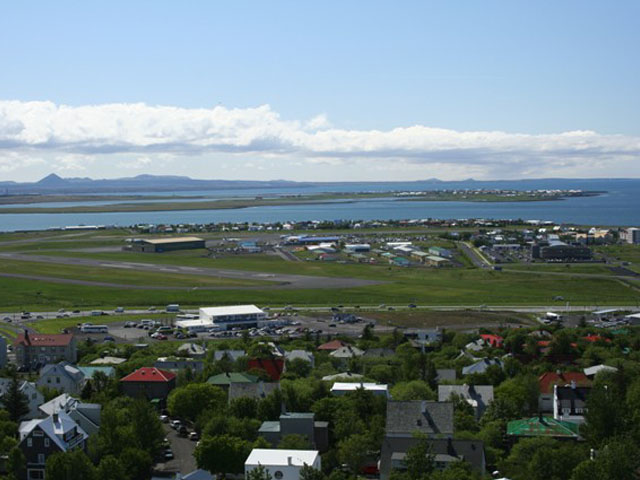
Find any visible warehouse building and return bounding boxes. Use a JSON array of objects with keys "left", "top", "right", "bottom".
[
  {"left": 199, "top": 305, "right": 267, "bottom": 330},
  {"left": 532, "top": 241, "right": 592, "bottom": 261},
  {"left": 129, "top": 236, "right": 206, "bottom": 253}
]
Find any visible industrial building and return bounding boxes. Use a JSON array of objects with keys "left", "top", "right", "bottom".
[
  {"left": 621, "top": 227, "right": 640, "bottom": 244},
  {"left": 128, "top": 236, "right": 206, "bottom": 253},
  {"left": 199, "top": 305, "right": 267, "bottom": 330},
  {"left": 531, "top": 241, "right": 592, "bottom": 261}
]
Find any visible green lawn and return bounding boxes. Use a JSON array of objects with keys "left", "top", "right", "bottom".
[
  {"left": 502, "top": 263, "right": 617, "bottom": 275},
  {"left": 0, "top": 259, "right": 273, "bottom": 288}
]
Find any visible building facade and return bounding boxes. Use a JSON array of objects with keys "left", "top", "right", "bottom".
[{"left": 13, "top": 332, "right": 77, "bottom": 371}]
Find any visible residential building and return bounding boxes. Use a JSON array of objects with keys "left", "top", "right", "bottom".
[
  {"left": 321, "top": 372, "right": 364, "bottom": 382},
  {"left": 119, "top": 367, "right": 176, "bottom": 401},
  {"left": 538, "top": 371, "right": 590, "bottom": 412},
  {"left": 385, "top": 401, "right": 454, "bottom": 438},
  {"left": 38, "top": 394, "right": 101, "bottom": 436},
  {"left": 329, "top": 346, "right": 364, "bottom": 359},
  {"left": 583, "top": 364, "right": 618, "bottom": 378},
  {"left": 177, "top": 342, "right": 207, "bottom": 358},
  {"left": 213, "top": 349, "right": 246, "bottom": 362},
  {"left": 438, "top": 385, "right": 494, "bottom": 419},
  {"left": 36, "top": 362, "right": 85, "bottom": 395},
  {"left": 428, "top": 246, "right": 453, "bottom": 258},
  {"left": 245, "top": 449, "right": 321, "bottom": 480},
  {"left": 462, "top": 358, "right": 503, "bottom": 376},
  {"left": 553, "top": 384, "right": 591, "bottom": 424},
  {"left": 248, "top": 357, "right": 285, "bottom": 381},
  {"left": 89, "top": 356, "right": 126, "bottom": 366},
  {"left": 363, "top": 348, "right": 396, "bottom": 359},
  {"left": 435, "top": 369, "right": 456, "bottom": 383},
  {"left": 379, "top": 437, "right": 486, "bottom": 479},
  {"left": 330, "top": 382, "right": 389, "bottom": 398},
  {"left": 480, "top": 334, "right": 504, "bottom": 349},
  {"left": 620, "top": 227, "right": 640, "bottom": 244},
  {"left": 13, "top": 332, "right": 77, "bottom": 371},
  {"left": 0, "top": 379, "right": 43, "bottom": 420},
  {"left": 316, "top": 340, "right": 350, "bottom": 351},
  {"left": 19, "top": 411, "right": 89, "bottom": 480},
  {"left": 284, "top": 350, "right": 315, "bottom": 367},
  {"left": 154, "top": 357, "right": 204, "bottom": 373},
  {"left": 206, "top": 372, "right": 258, "bottom": 388},
  {"left": 258, "top": 412, "right": 329, "bottom": 452},
  {"left": 228, "top": 382, "right": 279, "bottom": 403}
]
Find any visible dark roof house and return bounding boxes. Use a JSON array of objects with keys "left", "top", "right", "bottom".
[{"left": 385, "top": 401, "right": 454, "bottom": 437}]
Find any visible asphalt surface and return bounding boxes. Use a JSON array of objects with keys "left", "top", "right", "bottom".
[
  {"left": 158, "top": 424, "right": 197, "bottom": 475},
  {"left": 0, "top": 252, "right": 383, "bottom": 290}
]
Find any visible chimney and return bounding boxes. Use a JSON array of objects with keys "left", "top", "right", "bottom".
[
  {"left": 287, "top": 456, "right": 293, "bottom": 466},
  {"left": 571, "top": 380, "right": 576, "bottom": 390},
  {"left": 53, "top": 412, "right": 59, "bottom": 423},
  {"left": 24, "top": 329, "right": 30, "bottom": 344}
]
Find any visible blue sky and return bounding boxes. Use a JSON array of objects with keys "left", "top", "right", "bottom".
[{"left": 1, "top": 1, "right": 639, "bottom": 181}]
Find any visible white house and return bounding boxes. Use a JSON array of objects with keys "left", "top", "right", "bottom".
[
  {"left": 245, "top": 449, "right": 320, "bottom": 480},
  {"left": 198, "top": 305, "right": 267, "bottom": 330},
  {"left": 36, "top": 362, "right": 85, "bottom": 395},
  {"left": 330, "top": 382, "right": 390, "bottom": 398},
  {"left": 0, "top": 379, "right": 44, "bottom": 419}
]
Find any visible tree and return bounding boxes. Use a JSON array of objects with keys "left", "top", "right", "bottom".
[
  {"left": 390, "top": 380, "right": 435, "bottom": 401},
  {"left": 195, "top": 434, "right": 252, "bottom": 477},
  {"left": 167, "top": 383, "right": 227, "bottom": 422},
  {"left": 130, "top": 398, "right": 165, "bottom": 454},
  {"left": 229, "top": 396, "right": 258, "bottom": 419},
  {"left": 0, "top": 368, "right": 29, "bottom": 422},
  {"left": 285, "top": 358, "right": 312, "bottom": 378},
  {"left": 45, "top": 449, "right": 96, "bottom": 480},
  {"left": 96, "top": 455, "right": 126, "bottom": 480},
  {"left": 119, "top": 447, "right": 152, "bottom": 480},
  {"left": 247, "top": 465, "right": 273, "bottom": 480},
  {"left": 300, "top": 463, "right": 325, "bottom": 480},
  {"left": 337, "top": 433, "right": 372, "bottom": 473},
  {"left": 278, "top": 434, "right": 311, "bottom": 450},
  {"left": 571, "top": 437, "right": 640, "bottom": 480},
  {"left": 404, "top": 435, "right": 434, "bottom": 480}
]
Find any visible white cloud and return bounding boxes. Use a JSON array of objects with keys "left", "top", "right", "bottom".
[{"left": 0, "top": 99, "right": 639, "bottom": 178}]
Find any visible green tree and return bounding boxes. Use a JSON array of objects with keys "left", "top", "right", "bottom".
[
  {"left": 130, "top": 398, "right": 165, "bottom": 454},
  {"left": 0, "top": 368, "right": 29, "bottom": 422},
  {"left": 120, "top": 447, "right": 152, "bottom": 480},
  {"left": 195, "top": 434, "right": 252, "bottom": 477},
  {"left": 404, "top": 435, "right": 433, "bottom": 480},
  {"left": 337, "top": 433, "right": 372, "bottom": 473},
  {"left": 167, "top": 383, "right": 227, "bottom": 421},
  {"left": 390, "top": 380, "right": 435, "bottom": 401},
  {"left": 285, "top": 358, "right": 312, "bottom": 378},
  {"left": 96, "top": 455, "right": 126, "bottom": 480},
  {"left": 45, "top": 449, "right": 96, "bottom": 480},
  {"left": 278, "top": 433, "right": 311, "bottom": 450},
  {"left": 300, "top": 464, "right": 325, "bottom": 480},
  {"left": 247, "top": 465, "right": 273, "bottom": 480},
  {"left": 571, "top": 437, "right": 640, "bottom": 480},
  {"left": 229, "top": 397, "right": 258, "bottom": 419}
]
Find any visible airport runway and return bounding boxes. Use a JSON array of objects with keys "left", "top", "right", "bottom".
[{"left": 0, "top": 253, "right": 383, "bottom": 290}]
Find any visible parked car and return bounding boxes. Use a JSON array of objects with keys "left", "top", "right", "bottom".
[
  {"left": 103, "top": 336, "right": 116, "bottom": 343},
  {"left": 178, "top": 425, "right": 188, "bottom": 437},
  {"left": 189, "top": 431, "right": 199, "bottom": 441},
  {"left": 164, "top": 449, "right": 174, "bottom": 460},
  {"left": 159, "top": 415, "right": 169, "bottom": 423},
  {"left": 124, "top": 321, "right": 137, "bottom": 328},
  {"left": 170, "top": 420, "right": 181, "bottom": 429}
]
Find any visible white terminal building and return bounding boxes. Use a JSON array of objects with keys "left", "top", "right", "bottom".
[{"left": 175, "top": 305, "right": 267, "bottom": 332}]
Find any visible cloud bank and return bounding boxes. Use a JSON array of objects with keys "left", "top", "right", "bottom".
[{"left": 0, "top": 100, "right": 639, "bottom": 179}]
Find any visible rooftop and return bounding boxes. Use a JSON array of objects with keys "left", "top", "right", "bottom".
[
  {"left": 120, "top": 367, "right": 176, "bottom": 383},
  {"left": 200, "top": 305, "right": 264, "bottom": 316},
  {"left": 141, "top": 236, "right": 204, "bottom": 245},
  {"left": 14, "top": 332, "right": 74, "bottom": 347},
  {"left": 507, "top": 416, "right": 581, "bottom": 438},
  {"left": 245, "top": 449, "right": 319, "bottom": 467}
]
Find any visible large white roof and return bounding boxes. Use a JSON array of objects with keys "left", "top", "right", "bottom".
[
  {"left": 245, "top": 448, "right": 319, "bottom": 467},
  {"left": 200, "top": 305, "right": 264, "bottom": 317},
  {"left": 331, "top": 382, "right": 388, "bottom": 392},
  {"left": 175, "top": 319, "right": 214, "bottom": 328}
]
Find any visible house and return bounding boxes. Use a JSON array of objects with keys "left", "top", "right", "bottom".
[
  {"left": 177, "top": 342, "right": 207, "bottom": 358},
  {"left": 248, "top": 357, "right": 285, "bottom": 381},
  {"left": 38, "top": 394, "right": 101, "bottom": 436},
  {"left": 438, "top": 385, "right": 494, "bottom": 419},
  {"left": 464, "top": 339, "right": 485, "bottom": 353},
  {"left": 386, "top": 401, "right": 454, "bottom": 438},
  {"left": 507, "top": 416, "right": 581, "bottom": 441},
  {"left": 119, "top": 367, "right": 176, "bottom": 401},
  {"left": 405, "top": 329, "right": 443, "bottom": 349},
  {"left": 207, "top": 372, "right": 258, "bottom": 388},
  {"left": 214, "top": 349, "right": 246, "bottom": 362},
  {"left": 245, "top": 449, "right": 321, "bottom": 480},
  {"left": 583, "top": 364, "right": 618, "bottom": 378},
  {"left": 0, "top": 379, "right": 43, "bottom": 420},
  {"left": 19, "top": 411, "right": 89, "bottom": 480},
  {"left": 317, "top": 340, "right": 349, "bottom": 351},
  {"left": 258, "top": 412, "right": 329, "bottom": 452},
  {"left": 462, "top": 358, "right": 503, "bottom": 376},
  {"left": 13, "top": 332, "right": 77, "bottom": 370},
  {"left": 538, "top": 371, "right": 590, "bottom": 412},
  {"left": 228, "top": 382, "right": 280, "bottom": 403},
  {"left": 329, "top": 346, "right": 364, "bottom": 359},
  {"left": 480, "top": 334, "right": 504, "bottom": 349},
  {"left": 154, "top": 357, "right": 204, "bottom": 373},
  {"left": 553, "top": 385, "right": 591, "bottom": 424},
  {"left": 36, "top": 362, "right": 86, "bottom": 395},
  {"left": 379, "top": 437, "right": 486, "bottom": 480},
  {"left": 330, "top": 382, "right": 389, "bottom": 398},
  {"left": 435, "top": 369, "right": 457, "bottom": 383},
  {"left": 284, "top": 350, "right": 315, "bottom": 367},
  {"left": 321, "top": 372, "right": 364, "bottom": 382}
]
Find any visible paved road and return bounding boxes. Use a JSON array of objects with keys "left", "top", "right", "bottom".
[
  {"left": 458, "top": 241, "right": 491, "bottom": 268},
  {"left": 158, "top": 424, "right": 197, "bottom": 475},
  {"left": 0, "top": 252, "right": 383, "bottom": 290}
]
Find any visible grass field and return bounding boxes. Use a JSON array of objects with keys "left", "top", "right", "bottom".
[
  {"left": 593, "top": 245, "right": 640, "bottom": 273},
  {"left": 1, "top": 231, "right": 639, "bottom": 310}
]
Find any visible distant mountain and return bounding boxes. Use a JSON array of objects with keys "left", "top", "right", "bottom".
[{"left": 36, "top": 173, "right": 69, "bottom": 187}]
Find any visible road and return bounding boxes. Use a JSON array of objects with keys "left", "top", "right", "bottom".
[
  {"left": 0, "top": 252, "right": 383, "bottom": 290},
  {"left": 157, "top": 424, "right": 197, "bottom": 476},
  {"left": 458, "top": 242, "right": 491, "bottom": 268}
]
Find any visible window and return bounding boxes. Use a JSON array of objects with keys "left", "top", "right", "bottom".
[
  {"left": 44, "top": 438, "right": 50, "bottom": 448},
  {"left": 33, "top": 430, "right": 43, "bottom": 437},
  {"left": 37, "top": 454, "right": 45, "bottom": 465},
  {"left": 274, "top": 471, "right": 283, "bottom": 479},
  {"left": 56, "top": 377, "right": 60, "bottom": 384},
  {"left": 27, "top": 438, "right": 32, "bottom": 447},
  {"left": 27, "top": 469, "right": 45, "bottom": 480}
]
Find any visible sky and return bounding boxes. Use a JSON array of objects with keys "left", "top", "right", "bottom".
[{"left": 1, "top": 1, "right": 639, "bottom": 182}]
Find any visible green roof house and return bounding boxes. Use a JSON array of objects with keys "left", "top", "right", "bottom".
[{"left": 507, "top": 416, "right": 581, "bottom": 440}]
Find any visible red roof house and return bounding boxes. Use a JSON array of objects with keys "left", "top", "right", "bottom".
[
  {"left": 480, "top": 334, "right": 504, "bottom": 348},
  {"left": 583, "top": 335, "right": 611, "bottom": 344},
  {"left": 248, "top": 357, "right": 285, "bottom": 381},
  {"left": 13, "top": 331, "right": 77, "bottom": 369},
  {"left": 120, "top": 367, "right": 176, "bottom": 400},
  {"left": 538, "top": 371, "right": 591, "bottom": 412},
  {"left": 317, "top": 340, "right": 350, "bottom": 351}
]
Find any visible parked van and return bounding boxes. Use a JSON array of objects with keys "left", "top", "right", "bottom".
[{"left": 166, "top": 304, "right": 180, "bottom": 313}]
